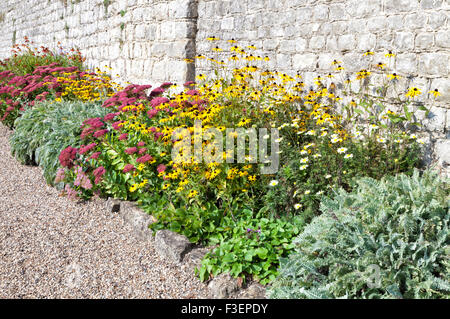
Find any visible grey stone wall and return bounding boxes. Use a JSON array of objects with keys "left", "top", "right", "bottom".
[
  {"left": 196, "top": 0, "right": 449, "bottom": 175},
  {"left": 0, "top": 0, "right": 448, "bottom": 173},
  {"left": 0, "top": 0, "right": 197, "bottom": 86}
]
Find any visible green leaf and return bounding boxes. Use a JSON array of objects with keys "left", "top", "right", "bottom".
[
  {"left": 256, "top": 247, "right": 268, "bottom": 259},
  {"left": 222, "top": 253, "right": 237, "bottom": 263}
]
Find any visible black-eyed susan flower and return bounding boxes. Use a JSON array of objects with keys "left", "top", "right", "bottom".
[
  {"left": 356, "top": 69, "right": 371, "bottom": 80},
  {"left": 385, "top": 50, "right": 396, "bottom": 58},
  {"left": 229, "top": 54, "right": 239, "bottom": 61},
  {"left": 375, "top": 62, "right": 386, "bottom": 69},
  {"left": 405, "top": 87, "right": 422, "bottom": 98},
  {"left": 429, "top": 89, "right": 441, "bottom": 98},
  {"left": 387, "top": 73, "right": 401, "bottom": 81},
  {"left": 212, "top": 46, "right": 223, "bottom": 52},
  {"left": 187, "top": 190, "right": 198, "bottom": 198},
  {"left": 207, "top": 36, "right": 220, "bottom": 41},
  {"left": 363, "top": 50, "right": 374, "bottom": 56},
  {"left": 196, "top": 73, "right": 206, "bottom": 81}
]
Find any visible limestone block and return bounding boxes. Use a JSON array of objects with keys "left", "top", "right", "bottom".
[
  {"left": 337, "top": 34, "right": 356, "bottom": 51},
  {"left": 329, "top": 3, "right": 346, "bottom": 21},
  {"left": 221, "top": 17, "right": 234, "bottom": 30},
  {"left": 421, "top": 106, "right": 447, "bottom": 132},
  {"left": 415, "top": 32, "right": 434, "bottom": 49},
  {"left": 420, "top": 0, "right": 443, "bottom": 9},
  {"left": 394, "top": 32, "right": 415, "bottom": 51},
  {"left": 385, "top": 0, "right": 418, "bottom": 12},
  {"left": 427, "top": 11, "right": 447, "bottom": 29},
  {"left": 293, "top": 53, "right": 317, "bottom": 71},
  {"left": 357, "top": 33, "right": 376, "bottom": 51},
  {"left": 313, "top": 5, "right": 329, "bottom": 22},
  {"left": 419, "top": 53, "right": 449, "bottom": 76},
  {"left": 396, "top": 53, "right": 418, "bottom": 75},
  {"left": 436, "top": 31, "right": 450, "bottom": 48},
  {"left": 309, "top": 36, "right": 326, "bottom": 50}
]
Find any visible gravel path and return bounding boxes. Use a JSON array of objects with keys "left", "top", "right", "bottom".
[{"left": 0, "top": 124, "right": 209, "bottom": 298}]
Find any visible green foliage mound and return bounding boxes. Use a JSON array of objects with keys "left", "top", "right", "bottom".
[
  {"left": 10, "top": 100, "right": 108, "bottom": 184},
  {"left": 269, "top": 169, "right": 449, "bottom": 299}
]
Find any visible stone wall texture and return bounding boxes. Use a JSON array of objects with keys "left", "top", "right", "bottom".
[{"left": 0, "top": 0, "right": 449, "bottom": 172}]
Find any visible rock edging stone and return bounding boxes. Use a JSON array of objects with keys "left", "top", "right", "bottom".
[{"left": 106, "top": 199, "right": 266, "bottom": 299}]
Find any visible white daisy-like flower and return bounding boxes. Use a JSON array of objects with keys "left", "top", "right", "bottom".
[
  {"left": 337, "top": 147, "right": 347, "bottom": 154},
  {"left": 377, "top": 137, "right": 386, "bottom": 143},
  {"left": 353, "top": 131, "right": 361, "bottom": 138},
  {"left": 331, "top": 137, "right": 341, "bottom": 144},
  {"left": 313, "top": 153, "right": 321, "bottom": 158},
  {"left": 299, "top": 164, "right": 309, "bottom": 170},
  {"left": 300, "top": 158, "right": 309, "bottom": 163},
  {"left": 410, "top": 134, "right": 417, "bottom": 139},
  {"left": 304, "top": 190, "right": 311, "bottom": 195},
  {"left": 269, "top": 180, "right": 279, "bottom": 187},
  {"left": 306, "top": 130, "right": 316, "bottom": 136},
  {"left": 300, "top": 150, "right": 308, "bottom": 155},
  {"left": 417, "top": 138, "right": 425, "bottom": 144},
  {"left": 344, "top": 153, "right": 353, "bottom": 159},
  {"left": 294, "top": 203, "right": 302, "bottom": 210},
  {"left": 316, "top": 190, "right": 324, "bottom": 195},
  {"left": 275, "top": 137, "right": 283, "bottom": 143},
  {"left": 325, "top": 174, "right": 332, "bottom": 179},
  {"left": 263, "top": 134, "right": 270, "bottom": 139}
]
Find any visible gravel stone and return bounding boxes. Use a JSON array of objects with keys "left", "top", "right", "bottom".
[{"left": 0, "top": 124, "right": 209, "bottom": 298}]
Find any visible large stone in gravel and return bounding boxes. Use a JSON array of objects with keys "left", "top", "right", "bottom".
[
  {"left": 208, "top": 273, "right": 239, "bottom": 299},
  {"left": 154, "top": 230, "right": 192, "bottom": 264},
  {"left": 183, "top": 247, "right": 212, "bottom": 270},
  {"left": 106, "top": 197, "right": 122, "bottom": 213},
  {"left": 238, "top": 283, "right": 267, "bottom": 299},
  {"left": 120, "top": 201, "right": 156, "bottom": 241}
]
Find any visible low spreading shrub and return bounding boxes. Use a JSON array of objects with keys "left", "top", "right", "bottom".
[
  {"left": 10, "top": 100, "right": 109, "bottom": 185},
  {"left": 198, "top": 209, "right": 304, "bottom": 285},
  {"left": 268, "top": 169, "right": 449, "bottom": 299}
]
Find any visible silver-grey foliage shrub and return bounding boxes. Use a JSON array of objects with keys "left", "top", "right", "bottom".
[
  {"left": 269, "top": 169, "right": 449, "bottom": 299},
  {"left": 10, "top": 100, "right": 108, "bottom": 185}
]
